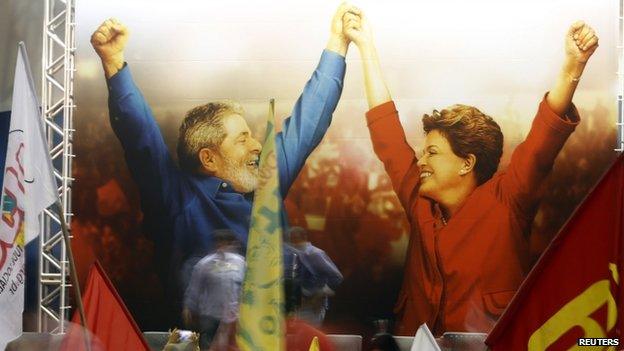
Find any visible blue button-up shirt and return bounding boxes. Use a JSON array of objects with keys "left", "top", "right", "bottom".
[
  {"left": 107, "top": 50, "right": 345, "bottom": 298},
  {"left": 183, "top": 251, "right": 245, "bottom": 322}
]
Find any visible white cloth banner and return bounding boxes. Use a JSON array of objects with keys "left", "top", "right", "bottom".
[
  {"left": 0, "top": 42, "right": 58, "bottom": 350},
  {"left": 410, "top": 324, "right": 441, "bottom": 351}
]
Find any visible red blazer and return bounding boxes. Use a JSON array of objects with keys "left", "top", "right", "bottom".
[
  {"left": 366, "top": 98, "right": 579, "bottom": 335},
  {"left": 286, "top": 317, "right": 335, "bottom": 351}
]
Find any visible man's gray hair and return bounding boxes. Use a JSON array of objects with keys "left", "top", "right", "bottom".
[{"left": 177, "top": 100, "right": 244, "bottom": 173}]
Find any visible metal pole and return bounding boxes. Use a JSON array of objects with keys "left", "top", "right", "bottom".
[
  {"left": 37, "top": 0, "right": 51, "bottom": 333},
  {"left": 617, "top": 0, "right": 624, "bottom": 151}
]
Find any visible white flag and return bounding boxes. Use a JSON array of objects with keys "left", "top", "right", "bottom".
[
  {"left": 0, "top": 42, "right": 58, "bottom": 350},
  {"left": 410, "top": 324, "right": 441, "bottom": 351}
]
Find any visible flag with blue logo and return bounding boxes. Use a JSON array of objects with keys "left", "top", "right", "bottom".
[{"left": 0, "top": 42, "right": 58, "bottom": 350}]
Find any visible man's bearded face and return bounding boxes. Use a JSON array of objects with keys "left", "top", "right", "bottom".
[
  {"left": 212, "top": 114, "right": 262, "bottom": 193},
  {"left": 219, "top": 148, "right": 260, "bottom": 193}
]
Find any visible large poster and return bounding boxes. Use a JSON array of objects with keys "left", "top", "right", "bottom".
[{"left": 72, "top": 0, "right": 619, "bottom": 338}]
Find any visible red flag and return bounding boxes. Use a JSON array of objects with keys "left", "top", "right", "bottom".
[
  {"left": 486, "top": 155, "right": 624, "bottom": 350},
  {"left": 62, "top": 261, "right": 150, "bottom": 351}
]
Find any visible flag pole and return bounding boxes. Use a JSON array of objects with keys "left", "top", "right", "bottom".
[{"left": 55, "top": 201, "right": 91, "bottom": 351}]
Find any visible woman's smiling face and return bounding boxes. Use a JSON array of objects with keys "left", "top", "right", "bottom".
[{"left": 416, "top": 130, "right": 469, "bottom": 202}]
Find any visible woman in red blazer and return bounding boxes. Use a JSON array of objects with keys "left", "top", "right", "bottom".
[{"left": 342, "top": 9, "right": 599, "bottom": 336}]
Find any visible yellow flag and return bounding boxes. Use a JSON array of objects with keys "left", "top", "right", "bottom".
[
  {"left": 236, "top": 99, "right": 284, "bottom": 351},
  {"left": 308, "top": 337, "right": 320, "bottom": 351}
]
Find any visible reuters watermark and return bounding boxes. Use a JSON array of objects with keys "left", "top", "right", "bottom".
[{"left": 577, "top": 338, "right": 620, "bottom": 347}]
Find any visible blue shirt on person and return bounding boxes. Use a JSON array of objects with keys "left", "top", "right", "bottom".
[{"left": 106, "top": 50, "right": 345, "bottom": 301}]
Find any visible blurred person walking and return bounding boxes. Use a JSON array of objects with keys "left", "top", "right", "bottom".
[
  {"left": 183, "top": 230, "right": 244, "bottom": 350},
  {"left": 287, "top": 226, "right": 343, "bottom": 327}
]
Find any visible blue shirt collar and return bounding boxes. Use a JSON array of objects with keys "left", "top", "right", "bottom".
[{"left": 189, "top": 174, "right": 254, "bottom": 199}]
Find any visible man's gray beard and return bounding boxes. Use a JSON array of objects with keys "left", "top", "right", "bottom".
[{"left": 221, "top": 156, "right": 259, "bottom": 193}]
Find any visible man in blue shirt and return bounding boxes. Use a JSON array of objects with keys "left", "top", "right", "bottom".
[
  {"left": 183, "top": 229, "right": 245, "bottom": 348},
  {"left": 287, "top": 226, "right": 343, "bottom": 326},
  {"left": 90, "top": 5, "right": 358, "bottom": 320}
]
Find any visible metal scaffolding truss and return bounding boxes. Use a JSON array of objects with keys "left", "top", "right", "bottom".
[
  {"left": 618, "top": 0, "right": 624, "bottom": 151},
  {"left": 38, "top": 0, "right": 76, "bottom": 333}
]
